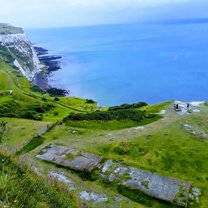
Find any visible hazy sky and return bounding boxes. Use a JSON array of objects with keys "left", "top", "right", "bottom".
[{"left": 0, "top": 0, "right": 207, "bottom": 28}]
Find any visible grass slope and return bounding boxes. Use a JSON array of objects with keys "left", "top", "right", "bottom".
[
  {"left": 1, "top": 60, "right": 208, "bottom": 207},
  {"left": 0, "top": 61, "right": 98, "bottom": 121},
  {"left": 0, "top": 152, "right": 77, "bottom": 208},
  {"left": 35, "top": 103, "right": 208, "bottom": 208}
]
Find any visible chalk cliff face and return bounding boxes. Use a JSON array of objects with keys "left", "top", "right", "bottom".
[{"left": 0, "top": 23, "right": 41, "bottom": 81}]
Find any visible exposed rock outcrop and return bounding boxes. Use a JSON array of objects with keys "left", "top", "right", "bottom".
[
  {"left": 36, "top": 144, "right": 201, "bottom": 207},
  {"left": 36, "top": 144, "right": 102, "bottom": 172},
  {"left": 0, "top": 23, "right": 41, "bottom": 81}
]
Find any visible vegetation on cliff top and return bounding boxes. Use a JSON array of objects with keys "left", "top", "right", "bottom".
[{"left": 0, "top": 23, "right": 23, "bottom": 34}]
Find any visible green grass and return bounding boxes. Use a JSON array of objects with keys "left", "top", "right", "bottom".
[
  {"left": 141, "top": 101, "right": 172, "bottom": 113},
  {"left": 1, "top": 118, "right": 51, "bottom": 153},
  {"left": 65, "top": 115, "right": 161, "bottom": 130},
  {"left": 39, "top": 103, "right": 208, "bottom": 207},
  {"left": 0, "top": 61, "right": 99, "bottom": 122},
  {"left": 1, "top": 60, "right": 208, "bottom": 207},
  {"left": 65, "top": 120, "right": 144, "bottom": 130},
  {"left": 0, "top": 23, "right": 23, "bottom": 34},
  {"left": 0, "top": 120, "right": 6, "bottom": 143},
  {"left": 16, "top": 136, "right": 45, "bottom": 155},
  {"left": 0, "top": 153, "right": 77, "bottom": 208}
]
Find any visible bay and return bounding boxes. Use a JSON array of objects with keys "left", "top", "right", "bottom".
[{"left": 26, "top": 22, "right": 208, "bottom": 106}]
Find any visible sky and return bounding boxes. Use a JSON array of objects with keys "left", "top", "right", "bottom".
[{"left": 0, "top": 0, "right": 207, "bottom": 28}]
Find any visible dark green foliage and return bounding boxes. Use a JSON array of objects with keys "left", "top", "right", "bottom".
[
  {"left": 0, "top": 100, "right": 20, "bottom": 115},
  {"left": 85, "top": 99, "right": 96, "bottom": 104},
  {"left": 117, "top": 185, "right": 178, "bottom": 208},
  {"left": 0, "top": 100, "right": 54, "bottom": 121},
  {"left": 0, "top": 120, "right": 7, "bottom": 143},
  {"left": 27, "top": 103, "right": 54, "bottom": 113},
  {"left": 0, "top": 154, "right": 76, "bottom": 208},
  {"left": 162, "top": 155, "right": 174, "bottom": 171},
  {"left": 64, "top": 109, "right": 149, "bottom": 122},
  {"left": 30, "top": 85, "right": 44, "bottom": 94},
  {"left": 113, "top": 145, "right": 130, "bottom": 155},
  {"left": 9, "top": 46, "right": 34, "bottom": 70},
  {"left": 0, "top": 45, "right": 15, "bottom": 63},
  {"left": 41, "top": 97, "right": 47, "bottom": 101},
  {"left": 47, "top": 87, "right": 69, "bottom": 97},
  {"left": 54, "top": 97, "right": 60, "bottom": 101},
  {"left": 100, "top": 142, "right": 149, "bottom": 158},
  {"left": 23, "top": 111, "right": 43, "bottom": 121},
  {"left": 16, "top": 136, "right": 44, "bottom": 155},
  {"left": 108, "top": 101, "right": 148, "bottom": 111},
  {"left": 76, "top": 169, "right": 100, "bottom": 181},
  {"left": 53, "top": 111, "right": 59, "bottom": 116}
]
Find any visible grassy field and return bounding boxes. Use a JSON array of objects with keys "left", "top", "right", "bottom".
[
  {"left": 1, "top": 60, "right": 208, "bottom": 207},
  {"left": 0, "top": 23, "right": 23, "bottom": 34},
  {"left": 0, "top": 151, "right": 77, "bottom": 208},
  {"left": 0, "top": 61, "right": 98, "bottom": 121},
  {"left": 30, "top": 102, "right": 208, "bottom": 208}
]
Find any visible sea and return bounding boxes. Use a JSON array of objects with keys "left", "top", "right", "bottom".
[{"left": 26, "top": 22, "right": 208, "bottom": 106}]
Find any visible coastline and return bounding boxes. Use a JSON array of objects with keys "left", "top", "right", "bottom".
[{"left": 32, "top": 46, "right": 68, "bottom": 96}]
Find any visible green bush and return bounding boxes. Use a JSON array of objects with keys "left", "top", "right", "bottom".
[
  {"left": 53, "top": 111, "right": 59, "bottom": 116},
  {"left": 30, "top": 85, "right": 44, "bottom": 93},
  {"left": 0, "top": 120, "right": 7, "bottom": 143},
  {"left": 64, "top": 109, "right": 147, "bottom": 122},
  {"left": 27, "top": 103, "right": 54, "bottom": 113},
  {"left": 0, "top": 100, "right": 55, "bottom": 121},
  {"left": 54, "top": 97, "right": 60, "bottom": 101},
  {"left": 86, "top": 99, "right": 96, "bottom": 104},
  {"left": 108, "top": 101, "right": 148, "bottom": 111}
]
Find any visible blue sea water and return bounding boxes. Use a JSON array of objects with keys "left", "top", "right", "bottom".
[{"left": 26, "top": 23, "right": 208, "bottom": 106}]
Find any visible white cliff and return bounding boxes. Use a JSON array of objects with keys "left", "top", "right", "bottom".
[{"left": 0, "top": 27, "right": 41, "bottom": 81}]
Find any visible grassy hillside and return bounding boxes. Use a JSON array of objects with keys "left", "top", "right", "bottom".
[
  {"left": 0, "top": 23, "right": 23, "bottom": 34},
  {"left": 0, "top": 60, "right": 208, "bottom": 207},
  {"left": 28, "top": 102, "right": 208, "bottom": 208},
  {"left": 0, "top": 152, "right": 77, "bottom": 208},
  {"left": 0, "top": 61, "right": 97, "bottom": 121}
]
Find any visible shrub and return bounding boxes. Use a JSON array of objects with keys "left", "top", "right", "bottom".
[
  {"left": 53, "top": 111, "right": 59, "bottom": 116},
  {"left": 108, "top": 101, "right": 148, "bottom": 111},
  {"left": 86, "top": 99, "right": 96, "bottom": 104},
  {"left": 47, "top": 88, "right": 69, "bottom": 97},
  {"left": 30, "top": 85, "right": 44, "bottom": 93},
  {"left": 54, "top": 97, "right": 60, "bottom": 101},
  {"left": 0, "top": 121, "right": 7, "bottom": 143},
  {"left": 64, "top": 109, "right": 146, "bottom": 122}
]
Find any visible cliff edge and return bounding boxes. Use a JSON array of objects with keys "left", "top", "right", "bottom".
[{"left": 0, "top": 23, "right": 41, "bottom": 80}]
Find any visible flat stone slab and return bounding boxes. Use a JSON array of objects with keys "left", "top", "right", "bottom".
[
  {"left": 125, "top": 168, "right": 191, "bottom": 207},
  {"left": 36, "top": 145, "right": 200, "bottom": 207},
  {"left": 36, "top": 144, "right": 102, "bottom": 172},
  {"left": 101, "top": 160, "right": 196, "bottom": 207}
]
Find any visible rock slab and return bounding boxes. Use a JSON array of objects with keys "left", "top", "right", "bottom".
[{"left": 36, "top": 144, "right": 102, "bottom": 172}]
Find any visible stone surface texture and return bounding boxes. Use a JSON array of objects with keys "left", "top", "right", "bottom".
[
  {"left": 37, "top": 144, "right": 201, "bottom": 207},
  {"left": 36, "top": 144, "right": 102, "bottom": 172}
]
